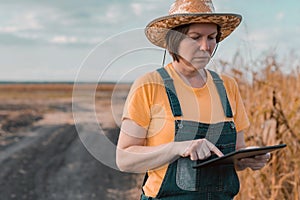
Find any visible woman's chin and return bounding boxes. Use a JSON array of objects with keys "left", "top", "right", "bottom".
[
  {"left": 191, "top": 62, "right": 208, "bottom": 70},
  {"left": 191, "top": 58, "right": 210, "bottom": 69}
]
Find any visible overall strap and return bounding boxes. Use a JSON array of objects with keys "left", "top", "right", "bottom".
[
  {"left": 141, "top": 68, "right": 182, "bottom": 197},
  {"left": 156, "top": 68, "right": 182, "bottom": 117},
  {"left": 208, "top": 70, "right": 233, "bottom": 118}
]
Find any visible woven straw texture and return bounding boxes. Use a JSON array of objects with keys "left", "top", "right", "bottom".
[{"left": 145, "top": 0, "right": 242, "bottom": 48}]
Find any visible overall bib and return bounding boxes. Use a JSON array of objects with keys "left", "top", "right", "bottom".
[{"left": 141, "top": 68, "right": 240, "bottom": 200}]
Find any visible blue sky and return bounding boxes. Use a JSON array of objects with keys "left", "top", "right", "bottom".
[{"left": 0, "top": 0, "right": 299, "bottom": 82}]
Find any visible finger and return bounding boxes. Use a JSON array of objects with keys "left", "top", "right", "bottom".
[
  {"left": 182, "top": 146, "right": 190, "bottom": 157},
  {"left": 251, "top": 163, "right": 266, "bottom": 170},
  {"left": 206, "top": 140, "right": 224, "bottom": 157},
  {"left": 250, "top": 167, "right": 262, "bottom": 171},
  {"left": 211, "top": 146, "right": 224, "bottom": 157},
  {"left": 254, "top": 154, "right": 269, "bottom": 159},
  {"left": 253, "top": 155, "right": 264, "bottom": 159},
  {"left": 197, "top": 147, "right": 211, "bottom": 160},
  {"left": 190, "top": 151, "right": 198, "bottom": 161},
  {"left": 235, "top": 159, "right": 247, "bottom": 170},
  {"left": 240, "top": 158, "right": 257, "bottom": 164},
  {"left": 240, "top": 158, "right": 267, "bottom": 170},
  {"left": 182, "top": 151, "right": 189, "bottom": 157},
  {"left": 181, "top": 140, "right": 194, "bottom": 157},
  {"left": 254, "top": 153, "right": 271, "bottom": 163},
  {"left": 266, "top": 153, "right": 271, "bottom": 162}
]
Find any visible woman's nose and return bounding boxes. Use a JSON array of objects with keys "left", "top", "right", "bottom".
[{"left": 198, "top": 39, "right": 209, "bottom": 51}]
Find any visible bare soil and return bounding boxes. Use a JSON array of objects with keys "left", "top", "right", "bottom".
[{"left": 0, "top": 84, "right": 143, "bottom": 200}]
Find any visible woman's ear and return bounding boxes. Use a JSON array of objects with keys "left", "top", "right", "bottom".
[{"left": 216, "top": 25, "right": 221, "bottom": 43}]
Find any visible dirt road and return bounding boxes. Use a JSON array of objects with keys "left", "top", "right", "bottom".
[
  {"left": 0, "top": 124, "right": 143, "bottom": 200},
  {"left": 0, "top": 91, "right": 143, "bottom": 200}
]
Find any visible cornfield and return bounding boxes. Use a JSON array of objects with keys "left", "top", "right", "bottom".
[{"left": 226, "top": 54, "right": 300, "bottom": 200}]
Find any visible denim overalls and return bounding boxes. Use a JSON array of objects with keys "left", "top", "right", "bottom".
[{"left": 141, "top": 68, "right": 240, "bottom": 200}]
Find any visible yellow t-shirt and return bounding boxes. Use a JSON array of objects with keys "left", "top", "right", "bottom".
[{"left": 122, "top": 63, "right": 250, "bottom": 197}]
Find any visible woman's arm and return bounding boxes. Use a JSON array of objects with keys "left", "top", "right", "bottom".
[
  {"left": 116, "top": 119, "right": 223, "bottom": 173},
  {"left": 116, "top": 119, "right": 189, "bottom": 173}
]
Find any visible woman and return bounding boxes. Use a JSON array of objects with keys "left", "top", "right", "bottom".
[{"left": 116, "top": 0, "right": 270, "bottom": 199}]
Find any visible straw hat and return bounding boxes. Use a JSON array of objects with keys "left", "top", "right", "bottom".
[{"left": 145, "top": 0, "right": 242, "bottom": 48}]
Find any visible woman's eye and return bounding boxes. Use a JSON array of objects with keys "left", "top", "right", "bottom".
[{"left": 190, "top": 36, "right": 200, "bottom": 40}]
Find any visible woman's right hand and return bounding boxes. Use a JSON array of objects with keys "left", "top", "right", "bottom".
[
  {"left": 180, "top": 139, "right": 224, "bottom": 160},
  {"left": 117, "top": 119, "right": 224, "bottom": 172}
]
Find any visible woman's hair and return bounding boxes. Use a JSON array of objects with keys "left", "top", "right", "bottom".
[{"left": 165, "top": 23, "right": 221, "bottom": 62}]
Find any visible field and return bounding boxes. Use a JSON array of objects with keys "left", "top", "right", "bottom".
[
  {"left": 0, "top": 55, "right": 299, "bottom": 199},
  {"left": 232, "top": 56, "right": 300, "bottom": 200}
]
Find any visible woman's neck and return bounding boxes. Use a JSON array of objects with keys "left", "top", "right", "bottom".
[{"left": 172, "top": 61, "right": 207, "bottom": 88}]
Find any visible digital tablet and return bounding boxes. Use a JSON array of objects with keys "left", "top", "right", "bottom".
[{"left": 193, "top": 144, "right": 286, "bottom": 168}]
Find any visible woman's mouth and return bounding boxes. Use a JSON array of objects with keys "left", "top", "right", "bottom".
[{"left": 193, "top": 57, "right": 210, "bottom": 60}]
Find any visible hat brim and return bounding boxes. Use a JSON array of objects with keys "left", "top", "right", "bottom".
[{"left": 145, "top": 13, "right": 242, "bottom": 48}]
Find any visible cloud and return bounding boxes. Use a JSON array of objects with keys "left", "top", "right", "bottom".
[
  {"left": 0, "top": 3, "right": 102, "bottom": 47},
  {"left": 236, "top": 25, "right": 299, "bottom": 61},
  {"left": 0, "top": 33, "right": 40, "bottom": 45},
  {"left": 50, "top": 36, "right": 78, "bottom": 44},
  {"left": 276, "top": 11, "right": 285, "bottom": 21},
  {"left": 0, "top": 11, "right": 43, "bottom": 34},
  {"left": 103, "top": 5, "right": 122, "bottom": 23},
  {"left": 0, "top": 0, "right": 175, "bottom": 48},
  {"left": 0, "top": 26, "right": 19, "bottom": 33},
  {"left": 49, "top": 35, "right": 102, "bottom": 46},
  {"left": 131, "top": 3, "right": 143, "bottom": 16}
]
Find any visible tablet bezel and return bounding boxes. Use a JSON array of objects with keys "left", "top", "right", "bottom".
[{"left": 193, "top": 144, "right": 286, "bottom": 168}]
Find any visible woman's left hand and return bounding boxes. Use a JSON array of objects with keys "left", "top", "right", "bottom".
[{"left": 235, "top": 146, "right": 271, "bottom": 171}]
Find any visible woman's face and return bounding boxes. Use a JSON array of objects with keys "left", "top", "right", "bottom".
[{"left": 177, "top": 23, "right": 218, "bottom": 70}]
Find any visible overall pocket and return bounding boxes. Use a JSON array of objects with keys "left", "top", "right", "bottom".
[
  {"left": 174, "top": 121, "right": 239, "bottom": 193},
  {"left": 174, "top": 120, "right": 200, "bottom": 191}
]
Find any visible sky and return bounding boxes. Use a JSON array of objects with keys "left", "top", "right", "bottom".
[{"left": 0, "top": 0, "right": 299, "bottom": 82}]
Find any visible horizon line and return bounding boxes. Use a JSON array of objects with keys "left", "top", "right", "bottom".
[{"left": 0, "top": 81, "right": 133, "bottom": 84}]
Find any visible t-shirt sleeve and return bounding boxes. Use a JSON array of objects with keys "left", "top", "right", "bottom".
[
  {"left": 224, "top": 76, "right": 250, "bottom": 132},
  {"left": 122, "top": 76, "right": 153, "bottom": 129}
]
